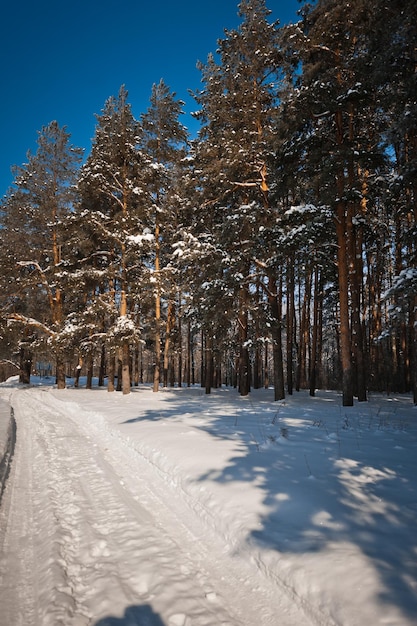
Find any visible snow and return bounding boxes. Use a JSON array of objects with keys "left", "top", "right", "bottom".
[
  {"left": 127, "top": 230, "right": 154, "bottom": 245},
  {"left": 0, "top": 380, "right": 416, "bottom": 625}
]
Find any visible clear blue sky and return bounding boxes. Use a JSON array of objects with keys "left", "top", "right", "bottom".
[{"left": 0, "top": 0, "right": 301, "bottom": 198}]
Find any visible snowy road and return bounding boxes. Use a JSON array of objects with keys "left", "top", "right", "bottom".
[{"left": 0, "top": 388, "right": 314, "bottom": 626}]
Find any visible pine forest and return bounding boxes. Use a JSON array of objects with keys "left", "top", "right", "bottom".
[{"left": 1, "top": 0, "right": 416, "bottom": 406}]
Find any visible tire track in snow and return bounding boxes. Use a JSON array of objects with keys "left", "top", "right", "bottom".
[
  {"left": 0, "top": 396, "right": 38, "bottom": 626},
  {"left": 1, "top": 387, "right": 319, "bottom": 626},
  {"left": 55, "top": 390, "right": 318, "bottom": 626},
  {"left": 0, "top": 389, "right": 261, "bottom": 625}
]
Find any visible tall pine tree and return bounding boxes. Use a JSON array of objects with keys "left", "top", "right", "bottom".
[
  {"left": 0, "top": 121, "right": 83, "bottom": 388},
  {"left": 78, "top": 86, "right": 149, "bottom": 394},
  {"left": 140, "top": 79, "right": 189, "bottom": 391},
  {"left": 192, "top": 0, "right": 285, "bottom": 397}
]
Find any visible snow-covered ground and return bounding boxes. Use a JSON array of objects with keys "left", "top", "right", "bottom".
[{"left": 0, "top": 379, "right": 416, "bottom": 626}]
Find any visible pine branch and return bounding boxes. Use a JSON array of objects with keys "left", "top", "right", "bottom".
[
  {"left": 6, "top": 313, "right": 56, "bottom": 338},
  {"left": 0, "top": 359, "right": 20, "bottom": 370}
]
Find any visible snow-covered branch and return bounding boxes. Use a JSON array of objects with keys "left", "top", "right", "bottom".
[{"left": 7, "top": 313, "right": 56, "bottom": 338}]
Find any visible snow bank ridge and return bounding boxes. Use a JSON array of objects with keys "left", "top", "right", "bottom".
[{"left": 0, "top": 399, "right": 16, "bottom": 503}]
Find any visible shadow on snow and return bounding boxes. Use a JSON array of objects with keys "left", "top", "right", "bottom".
[
  {"left": 120, "top": 385, "right": 417, "bottom": 622},
  {"left": 93, "top": 603, "right": 165, "bottom": 625}
]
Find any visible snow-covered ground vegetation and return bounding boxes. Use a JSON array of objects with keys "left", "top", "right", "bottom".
[{"left": 0, "top": 378, "right": 416, "bottom": 625}]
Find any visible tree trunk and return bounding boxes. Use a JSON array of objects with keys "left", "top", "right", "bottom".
[
  {"left": 56, "top": 354, "right": 66, "bottom": 390},
  {"left": 98, "top": 344, "right": 106, "bottom": 387},
  {"left": 191, "top": 328, "right": 195, "bottom": 386},
  {"left": 19, "top": 345, "right": 32, "bottom": 385},
  {"left": 107, "top": 352, "right": 115, "bottom": 392},
  {"left": 163, "top": 299, "right": 175, "bottom": 387},
  {"left": 346, "top": 118, "right": 367, "bottom": 401},
  {"left": 268, "top": 270, "right": 285, "bottom": 401},
  {"left": 310, "top": 265, "right": 322, "bottom": 396},
  {"left": 348, "top": 222, "right": 367, "bottom": 401},
  {"left": 335, "top": 198, "right": 354, "bottom": 406},
  {"left": 264, "top": 341, "right": 269, "bottom": 389},
  {"left": 74, "top": 356, "right": 82, "bottom": 388},
  {"left": 178, "top": 297, "right": 182, "bottom": 388},
  {"left": 117, "top": 290, "right": 131, "bottom": 395},
  {"left": 412, "top": 296, "right": 417, "bottom": 405},
  {"left": 186, "top": 322, "right": 192, "bottom": 387},
  {"left": 86, "top": 352, "right": 93, "bottom": 390},
  {"left": 286, "top": 258, "right": 295, "bottom": 395},
  {"left": 153, "top": 222, "right": 161, "bottom": 392},
  {"left": 116, "top": 351, "right": 122, "bottom": 391},
  {"left": 133, "top": 344, "right": 140, "bottom": 386},
  {"left": 238, "top": 285, "right": 250, "bottom": 397},
  {"left": 333, "top": 78, "right": 354, "bottom": 405},
  {"left": 122, "top": 342, "right": 130, "bottom": 395},
  {"left": 297, "top": 266, "right": 311, "bottom": 390},
  {"left": 253, "top": 283, "right": 261, "bottom": 389},
  {"left": 205, "top": 333, "right": 213, "bottom": 394}
]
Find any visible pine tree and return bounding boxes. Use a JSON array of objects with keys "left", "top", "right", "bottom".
[
  {"left": 77, "top": 86, "right": 149, "bottom": 394},
  {"left": 192, "top": 0, "right": 285, "bottom": 397},
  {"left": 140, "top": 79, "right": 189, "bottom": 391},
  {"left": 0, "top": 121, "right": 83, "bottom": 388},
  {"left": 369, "top": 0, "right": 417, "bottom": 401},
  {"left": 286, "top": 0, "right": 388, "bottom": 404}
]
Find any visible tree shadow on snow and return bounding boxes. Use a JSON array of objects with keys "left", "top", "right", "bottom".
[
  {"left": 129, "top": 386, "right": 417, "bottom": 622},
  {"left": 93, "top": 603, "right": 165, "bottom": 625},
  {"left": 207, "top": 390, "right": 417, "bottom": 622}
]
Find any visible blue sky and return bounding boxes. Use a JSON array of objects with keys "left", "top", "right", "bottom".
[{"left": 0, "top": 0, "right": 301, "bottom": 198}]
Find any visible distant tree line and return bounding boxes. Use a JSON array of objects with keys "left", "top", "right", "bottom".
[{"left": 1, "top": 0, "right": 416, "bottom": 405}]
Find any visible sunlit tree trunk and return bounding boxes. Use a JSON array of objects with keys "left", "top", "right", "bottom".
[{"left": 153, "top": 223, "right": 161, "bottom": 392}]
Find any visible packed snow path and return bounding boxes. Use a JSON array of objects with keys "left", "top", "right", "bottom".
[
  {"left": 1, "top": 384, "right": 416, "bottom": 625},
  {"left": 0, "top": 388, "right": 314, "bottom": 626}
]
